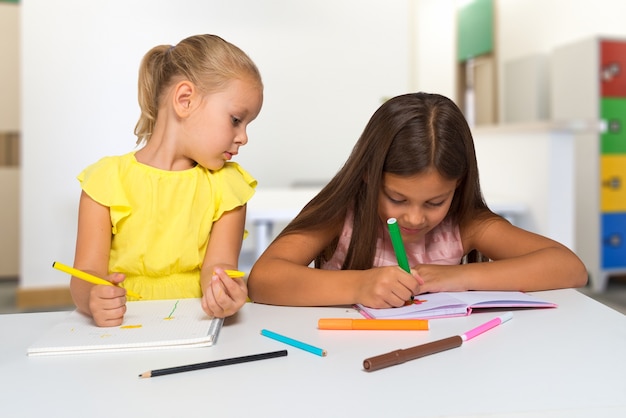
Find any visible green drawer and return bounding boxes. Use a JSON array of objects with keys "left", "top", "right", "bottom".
[{"left": 601, "top": 98, "right": 626, "bottom": 154}]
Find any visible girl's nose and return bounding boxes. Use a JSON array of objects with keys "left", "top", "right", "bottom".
[
  {"left": 405, "top": 209, "right": 426, "bottom": 228},
  {"left": 236, "top": 130, "right": 249, "bottom": 146}
]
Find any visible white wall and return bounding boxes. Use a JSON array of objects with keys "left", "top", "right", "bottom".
[
  {"left": 411, "top": 0, "right": 456, "bottom": 98},
  {"left": 21, "top": 0, "right": 410, "bottom": 288},
  {"left": 472, "top": 124, "right": 579, "bottom": 250},
  {"left": 19, "top": 0, "right": 626, "bottom": 289},
  {"left": 496, "top": 0, "right": 626, "bottom": 60},
  {"left": 494, "top": 0, "right": 626, "bottom": 118}
]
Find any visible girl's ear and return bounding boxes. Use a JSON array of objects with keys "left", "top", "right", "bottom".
[{"left": 172, "top": 81, "right": 195, "bottom": 118}]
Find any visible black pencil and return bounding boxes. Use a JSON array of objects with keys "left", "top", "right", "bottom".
[{"left": 139, "top": 349, "right": 288, "bottom": 378}]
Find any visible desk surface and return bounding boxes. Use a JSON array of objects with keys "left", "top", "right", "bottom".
[{"left": 1, "top": 289, "right": 625, "bottom": 418}]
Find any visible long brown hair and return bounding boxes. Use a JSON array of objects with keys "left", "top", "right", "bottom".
[
  {"left": 134, "top": 34, "right": 262, "bottom": 145},
  {"left": 280, "top": 92, "right": 491, "bottom": 269}
]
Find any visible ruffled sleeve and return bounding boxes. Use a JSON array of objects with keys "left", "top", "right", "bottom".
[
  {"left": 77, "top": 155, "right": 132, "bottom": 234},
  {"left": 209, "top": 162, "right": 257, "bottom": 222}
]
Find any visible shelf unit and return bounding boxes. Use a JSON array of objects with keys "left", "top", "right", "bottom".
[{"left": 551, "top": 37, "right": 626, "bottom": 292}]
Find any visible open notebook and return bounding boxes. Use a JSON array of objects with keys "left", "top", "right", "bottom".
[
  {"left": 27, "top": 298, "right": 222, "bottom": 356},
  {"left": 356, "top": 291, "right": 556, "bottom": 320}
]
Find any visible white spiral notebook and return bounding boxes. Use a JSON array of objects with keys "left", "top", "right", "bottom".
[{"left": 27, "top": 298, "right": 222, "bottom": 356}]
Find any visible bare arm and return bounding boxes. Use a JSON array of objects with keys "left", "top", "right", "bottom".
[
  {"left": 417, "top": 216, "right": 588, "bottom": 293},
  {"left": 70, "top": 191, "right": 127, "bottom": 326},
  {"left": 199, "top": 205, "right": 248, "bottom": 317},
  {"left": 248, "top": 224, "right": 420, "bottom": 307}
]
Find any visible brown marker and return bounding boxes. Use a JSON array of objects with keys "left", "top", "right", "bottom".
[
  {"left": 363, "top": 335, "right": 463, "bottom": 372},
  {"left": 363, "top": 313, "right": 514, "bottom": 372}
]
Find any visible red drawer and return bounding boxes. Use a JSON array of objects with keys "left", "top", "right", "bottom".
[{"left": 601, "top": 40, "right": 626, "bottom": 97}]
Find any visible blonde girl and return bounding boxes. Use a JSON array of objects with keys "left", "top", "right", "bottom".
[{"left": 70, "top": 35, "right": 263, "bottom": 326}]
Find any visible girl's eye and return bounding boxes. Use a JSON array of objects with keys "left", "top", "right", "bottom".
[
  {"left": 388, "top": 196, "right": 405, "bottom": 204},
  {"left": 427, "top": 201, "right": 445, "bottom": 207},
  {"left": 231, "top": 116, "right": 241, "bottom": 125}
]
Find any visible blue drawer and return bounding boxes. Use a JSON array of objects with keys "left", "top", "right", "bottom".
[{"left": 601, "top": 213, "right": 626, "bottom": 268}]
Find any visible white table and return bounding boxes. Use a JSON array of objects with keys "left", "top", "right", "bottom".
[
  {"left": 247, "top": 187, "right": 528, "bottom": 259},
  {"left": 1, "top": 289, "right": 624, "bottom": 417}
]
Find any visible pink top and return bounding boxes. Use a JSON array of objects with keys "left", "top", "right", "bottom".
[{"left": 321, "top": 212, "right": 464, "bottom": 270}]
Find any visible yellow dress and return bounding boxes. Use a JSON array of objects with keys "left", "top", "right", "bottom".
[{"left": 77, "top": 152, "right": 256, "bottom": 300}]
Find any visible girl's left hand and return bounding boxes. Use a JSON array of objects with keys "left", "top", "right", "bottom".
[
  {"left": 414, "top": 263, "right": 469, "bottom": 294},
  {"left": 201, "top": 267, "right": 248, "bottom": 317}
]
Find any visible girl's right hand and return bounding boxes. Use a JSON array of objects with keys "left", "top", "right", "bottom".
[
  {"left": 88, "top": 272, "right": 127, "bottom": 327},
  {"left": 356, "top": 266, "right": 423, "bottom": 308}
]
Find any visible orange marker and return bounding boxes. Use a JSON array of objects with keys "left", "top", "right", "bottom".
[{"left": 318, "top": 318, "right": 429, "bottom": 331}]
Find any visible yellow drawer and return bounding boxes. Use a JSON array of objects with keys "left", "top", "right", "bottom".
[{"left": 601, "top": 155, "right": 626, "bottom": 212}]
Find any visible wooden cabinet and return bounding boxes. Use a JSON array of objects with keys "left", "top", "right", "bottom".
[{"left": 0, "top": 168, "right": 19, "bottom": 278}]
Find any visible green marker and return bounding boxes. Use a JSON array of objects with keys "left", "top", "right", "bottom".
[
  {"left": 387, "top": 218, "right": 410, "bottom": 272},
  {"left": 387, "top": 218, "right": 414, "bottom": 303}
]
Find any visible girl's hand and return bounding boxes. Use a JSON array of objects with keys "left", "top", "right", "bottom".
[
  {"left": 88, "top": 272, "right": 127, "bottom": 327},
  {"left": 356, "top": 266, "right": 423, "bottom": 308},
  {"left": 201, "top": 268, "right": 248, "bottom": 318},
  {"left": 414, "top": 264, "right": 469, "bottom": 294}
]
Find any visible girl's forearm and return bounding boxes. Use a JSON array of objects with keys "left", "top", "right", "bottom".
[
  {"left": 455, "top": 247, "right": 587, "bottom": 291},
  {"left": 248, "top": 259, "right": 361, "bottom": 306}
]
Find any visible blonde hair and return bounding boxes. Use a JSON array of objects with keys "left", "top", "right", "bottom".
[{"left": 134, "top": 34, "right": 262, "bottom": 145}]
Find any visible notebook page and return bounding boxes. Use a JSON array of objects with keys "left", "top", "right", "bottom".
[{"left": 27, "top": 298, "right": 221, "bottom": 356}]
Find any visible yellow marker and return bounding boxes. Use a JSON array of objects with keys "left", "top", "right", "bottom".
[
  {"left": 52, "top": 261, "right": 143, "bottom": 300},
  {"left": 224, "top": 269, "right": 245, "bottom": 278}
]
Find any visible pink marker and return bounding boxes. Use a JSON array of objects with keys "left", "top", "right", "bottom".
[{"left": 461, "top": 312, "right": 514, "bottom": 342}]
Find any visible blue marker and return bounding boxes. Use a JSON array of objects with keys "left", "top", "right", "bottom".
[{"left": 261, "top": 329, "right": 327, "bottom": 357}]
